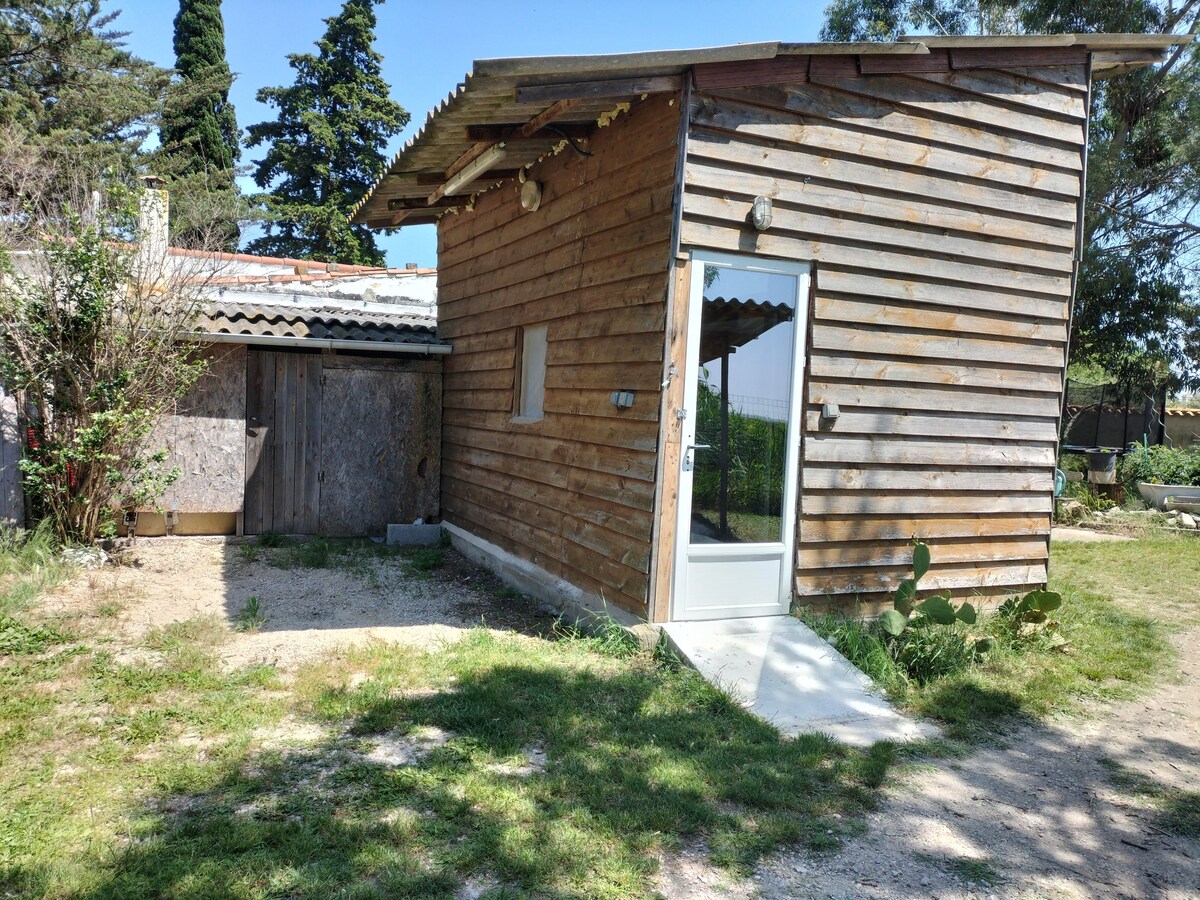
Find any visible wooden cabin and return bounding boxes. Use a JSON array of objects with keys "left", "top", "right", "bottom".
[{"left": 352, "top": 34, "right": 1188, "bottom": 623}]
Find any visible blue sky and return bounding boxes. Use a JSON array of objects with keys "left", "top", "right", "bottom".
[{"left": 106, "top": 0, "right": 827, "bottom": 267}]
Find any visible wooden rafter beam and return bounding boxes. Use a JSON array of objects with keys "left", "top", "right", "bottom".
[
  {"left": 515, "top": 75, "right": 681, "bottom": 105},
  {"left": 427, "top": 100, "right": 585, "bottom": 206},
  {"left": 516, "top": 98, "right": 581, "bottom": 135},
  {"left": 466, "top": 123, "right": 592, "bottom": 142},
  {"left": 388, "top": 178, "right": 521, "bottom": 210}
]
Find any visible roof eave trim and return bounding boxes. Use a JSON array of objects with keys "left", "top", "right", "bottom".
[
  {"left": 472, "top": 41, "right": 782, "bottom": 78},
  {"left": 188, "top": 332, "right": 452, "bottom": 355},
  {"left": 899, "top": 32, "right": 1194, "bottom": 50}
]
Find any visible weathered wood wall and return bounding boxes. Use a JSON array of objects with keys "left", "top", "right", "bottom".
[
  {"left": 0, "top": 385, "right": 23, "bottom": 527},
  {"left": 154, "top": 344, "right": 247, "bottom": 515},
  {"left": 679, "top": 64, "right": 1086, "bottom": 609},
  {"left": 319, "top": 354, "right": 441, "bottom": 537},
  {"left": 244, "top": 349, "right": 321, "bottom": 534},
  {"left": 436, "top": 92, "right": 680, "bottom": 618}
]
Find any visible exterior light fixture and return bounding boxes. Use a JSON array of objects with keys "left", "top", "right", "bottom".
[
  {"left": 750, "top": 195, "right": 773, "bottom": 231},
  {"left": 520, "top": 179, "right": 542, "bottom": 212},
  {"left": 442, "top": 142, "right": 507, "bottom": 196}
]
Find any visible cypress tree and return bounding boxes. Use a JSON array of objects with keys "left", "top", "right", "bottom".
[
  {"left": 245, "top": 0, "right": 408, "bottom": 265},
  {"left": 159, "top": 0, "right": 241, "bottom": 249}
]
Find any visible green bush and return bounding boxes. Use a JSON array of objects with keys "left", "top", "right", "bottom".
[
  {"left": 1058, "top": 452, "right": 1088, "bottom": 474},
  {"left": 1120, "top": 444, "right": 1200, "bottom": 494},
  {"left": 692, "top": 382, "right": 787, "bottom": 517}
]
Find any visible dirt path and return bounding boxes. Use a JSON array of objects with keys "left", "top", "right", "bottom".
[
  {"left": 746, "top": 573, "right": 1200, "bottom": 899},
  {"left": 44, "top": 537, "right": 538, "bottom": 671}
]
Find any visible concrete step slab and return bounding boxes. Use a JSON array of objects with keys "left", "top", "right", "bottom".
[{"left": 663, "top": 616, "right": 936, "bottom": 747}]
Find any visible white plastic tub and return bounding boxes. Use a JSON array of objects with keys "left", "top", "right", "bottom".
[{"left": 1138, "top": 482, "right": 1200, "bottom": 510}]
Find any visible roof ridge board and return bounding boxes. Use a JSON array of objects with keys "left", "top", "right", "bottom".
[
  {"left": 777, "top": 41, "right": 928, "bottom": 54},
  {"left": 471, "top": 42, "right": 782, "bottom": 78}
]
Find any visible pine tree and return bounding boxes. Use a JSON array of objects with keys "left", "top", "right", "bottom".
[
  {"left": 245, "top": 0, "right": 408, "bottom": 265},
  {"left": 0, "top": 1, "right": 169, "bottom": 191},
  {"left": 159, "top": 0, "right": 242, "bottom": 249}
]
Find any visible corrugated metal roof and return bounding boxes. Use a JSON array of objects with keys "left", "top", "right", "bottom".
[
  {"left": 197, "top": 300, "right": 444, "bottom": 347},
  {"left": 352, "top": 33, "right": 1192, "bottom": 230}
]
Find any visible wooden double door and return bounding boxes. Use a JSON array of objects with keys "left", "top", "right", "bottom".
[{"left": 242, "top": 348, "right": 443, "bottom": 537}]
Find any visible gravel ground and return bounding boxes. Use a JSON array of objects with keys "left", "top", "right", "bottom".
[{"left": 45, "top": 536, "right": 542, "bottom": 671}]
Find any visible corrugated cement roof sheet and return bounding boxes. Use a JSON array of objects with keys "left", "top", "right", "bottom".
[
  {"left": 197, "top": 300, "right": 444, "bottom": 348},
  {"left": 352, "top": 33, "right": 1192, "bottom": 229}
]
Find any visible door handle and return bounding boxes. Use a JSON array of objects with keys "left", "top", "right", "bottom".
[{"left": 683, "top": 443, "right": 711, "bottom": 472}]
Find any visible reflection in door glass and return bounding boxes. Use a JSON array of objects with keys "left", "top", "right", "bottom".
[{"left": 690, "top": 265, "right": 797, "bottom": 545}]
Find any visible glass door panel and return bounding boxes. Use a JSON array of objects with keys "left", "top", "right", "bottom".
[{"left": 689, "top": 266, "right": 798, "bottom": 546}]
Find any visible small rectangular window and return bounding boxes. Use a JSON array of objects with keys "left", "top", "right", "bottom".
[{"left": 513, "top": 323, "right": 547, "bottom": 422}]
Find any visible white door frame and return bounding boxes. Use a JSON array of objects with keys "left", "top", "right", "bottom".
[{"left": 671, "top": 250, "right": 811, "bottom": 621}]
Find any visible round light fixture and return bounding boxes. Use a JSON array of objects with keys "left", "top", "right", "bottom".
[{"left": 520, "top": 180, "right": 543, "bottom": 212}]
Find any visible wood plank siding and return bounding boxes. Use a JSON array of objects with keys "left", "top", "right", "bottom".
[
  {"left": 436, "top": 93, "right": 681, "bottom": 617},
  {"left": 679, "top": 66, "right": 1087, "bottom": 610}
]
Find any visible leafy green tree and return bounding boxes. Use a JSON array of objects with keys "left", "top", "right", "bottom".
[
  {"left": 159, "top": 0, "right": 242, "bottom": 249},
  {"left": 245, "top": 0, "right": 408, "bottom": 265},
  {"left": 0, "top": 161, "right": 211, "bottom": 543},
  {"left": 821, "top": 0, "right": 1200, "bottom": 388}
]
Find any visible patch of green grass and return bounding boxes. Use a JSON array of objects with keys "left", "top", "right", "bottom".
[
  {"left": 550, "top": 614, "right": 647, "bottom": 660},
  {"left": 255, "top": 530, "right": 291, "bottom": 548},
  {"left": 1099, "top": 757, "right": 1200, "bottom": 838},
  {"left": 0, "top": 524, "right": 903, "bottom": 900},
  {"left": 403, "top": 546, "right": 442, "bottom": 574},
  {"left": 0, "top": 616, "right": 67, "bottom": 654},
  {"left": 804, "top": 536, "right": 1183, "bottom": 742},
  {"left": 258, "top": 536, "right": 405, "bottom": 582},
  {"left": 946, "top": 855, "right": 1002, "bottom": 885},
  {"left": 94, "top": 598, "right": 124, "bottom": 619},
  {"left": 0, "top": 626, "right": 901, "bottom": 899},
  {"left": 146, "top": 616, "right": 229, "bottom": 652},
  {"left": 0, "top": 522, "right": 71, "bottom": 618},
  {"left": 914, "top": 851, "right": 1003, "bottom": 886},
  {"left": 232, "top": 596, "right": 265, "bottom": 633},
  {"left": 0, "top": 622, "right": 284, "bottom": 899}
]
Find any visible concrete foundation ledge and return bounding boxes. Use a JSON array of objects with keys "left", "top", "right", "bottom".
[
  {"left": 441, "top": 521, "right": 646, "bottom": 632},
  {"left": 386, "top": 523, "right": 443, "bottom": 546}
]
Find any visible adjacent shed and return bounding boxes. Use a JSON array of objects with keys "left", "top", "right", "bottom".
[
  {"left": 352, "top": 33, "right": 1190, "bottom": 622},
  {"left": 141, "top": 261, "right": 448, "bottom": 537}
]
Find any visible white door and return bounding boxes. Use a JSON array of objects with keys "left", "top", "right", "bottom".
[{"left": 672, "top": 252, "right": 810, "bottom": 621}]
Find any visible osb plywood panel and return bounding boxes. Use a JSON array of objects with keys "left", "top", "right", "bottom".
[
  {"left": 157, "top": 345, "right": 247, "bottom": 514},
  {"left": 318, "top": 365, "right": 441, "bottom": 537},
  {"left": 679, "top": 62, "right": 1089, "bottom": 607}
]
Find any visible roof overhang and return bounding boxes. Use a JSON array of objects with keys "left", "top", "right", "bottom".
[
  {"left": 189, "top": 332, "right": 452, "bottom": 355},
  {"left": 351, "top": 33, "right": 1193, "bottom": 230}
]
